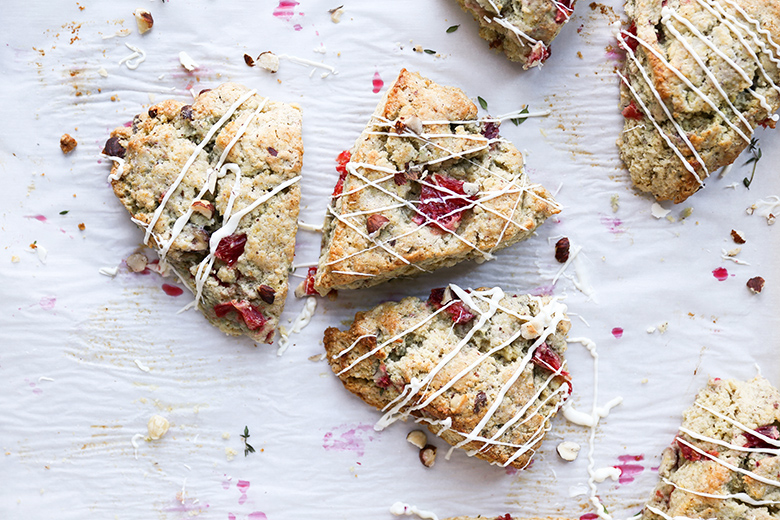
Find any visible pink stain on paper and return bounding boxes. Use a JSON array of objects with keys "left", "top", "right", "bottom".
[
  {"left": 372, "top": 72, "right": 384, "bottom": 93},
  {"left": 600, "top": 216, "right": 625, "bottom": 234},
  {"left": 616, "top": 454, "right": 645, "bottom": 484},
  {"left": 612, "top": 327, "right": 623, "bottom": 339},
  {"left": 25, "top": 215, "right": 48, "bottom": 223},
  {"left": 39, "top": 297, "right": 56, "bottom": 310},
  {"left": 273, "top": 1, "right": 302, "bottom": 23},
  {"left": 229, "top": 513, "right": 267, "bottom": 520},
  {"left": 237, "top": 480, "right": 250, "bottom": 505},
  {"left": 322, "top": 424, "right": 375, "bottom": 457},
  {"left": 712, "top": 267, "right": 729, "bottom": 281},
  {"left": 26, "top": 379, "right": 43, "bottom": 395}
]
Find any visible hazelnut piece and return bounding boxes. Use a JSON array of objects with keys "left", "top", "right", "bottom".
[
  {"left": 60, "top": 134, "right": 77, "bottom": 154},
  {"left": 366, "top": 214, "right": 390, "bottom": 236},
  {"left": 191, "top": 200, "right": 215, "bottom": 219},
  {"left": 406, "top": 430, "right": 427, "bottom": 449},
  {"left": 419, "top": 444, "right": 437, "bottom": 467},
  {"left": 134, "top": 9, "right": 154, "bottom": 34}
]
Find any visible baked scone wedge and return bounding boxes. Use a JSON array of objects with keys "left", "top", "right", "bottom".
[
  {"left": 444, "top": 517, "right": 572, "bottom": 520},
  {"left": 639, "top": 376, "right": 780, "bottom": 520},
  {"left": 455, "top": 0, "right": 577, "bottom": 68},
  {"left": 104, "top": 83, "right": 303, "bottom": 343},
  {"left": 314, "top": 69, "right": 560, "bottom": 295},
  {"left": 323, "top": 284, "right": 571, "bottom": 469},
  {"left": 617, "top": 0, "right": 780, "bottom": 203}
]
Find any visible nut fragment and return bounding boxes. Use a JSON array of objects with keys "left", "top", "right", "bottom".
[
  {"left": 419, "top": 444, "right": 437, "bottom": 467},
  {"left": 147, "top": 415, "right": 169, "bottom": 440},
  {"left": 178, "top": 51, "right": 198, "bottom": 71},
  {"left": 366, "top": 214, "right": 390, "bottom": 235},
  {"left": 555, "top": 237, "right": 570, "bottom": 263},
  {"left": 102, "top": 136, "right": 126, "bottom": 158},
  {"left": 243, "top": 53, "right": 255, "bottom": 67},
  {"left": 747, "top": 276, "right": 765, "bottom": 294},
  {"left": 731, "top": 229, "right": 746, "bottom": 244},
  {"left": 462, "top": 182, "right": 480, "bottom": 196},
  {"left": 126, "top": 252, "right": 148, "bottom": 273},
  {"left": 190, "top": 200, "right": 215, "bottom": 219},
  {"left": 400, "top": 115, "right": 423, "bottom": 135},
  {"left": 258, "top": 284, "right": 276, "bottom": 304},
  {"left": 256, "top": 51, "right": 280, "bottom": 73},
  {"left": 556, "top": 441, "right": 581, "bottom": 461},
  {"left": 134, "top": 8, "right": 154, "bottom": 34},
  {"left": 406, "top": 430, "right": 427, "bottom": 449},
  {"left": 329, "top": 5, "right": 344, "bottom": 23},
  {"left": 60, "top": 133, "right": 77, "bottom": 154}
]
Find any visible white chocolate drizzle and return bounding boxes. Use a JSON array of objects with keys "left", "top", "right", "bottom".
[
  {"left": 335, "top": 284, "right": 570, "bottom": 468},
  {"left": 118, "top": 43, "right": 146, "bottom": 70},
  {"left": 389, "top": 502, "right": 439, "bottom": 520},
  {"left": 277, "top": 296, "right": 317, "bottom": 356}
]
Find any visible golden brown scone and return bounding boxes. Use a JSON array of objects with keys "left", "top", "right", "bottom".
[
  {"left": 444, "top": 517, "right": 573, "bottom": 520},
  {"left": 639, "top": 376, "right": 780, "bottom": 520},
  {"left": 617, "top": 0, "right": 780, "bottom": 203},
  {"left": 324, "top": 285, "right": 571, "bottom": 470},
  {"left": 455, "top": 0, "right": 578, "bottom": 68},
  {"left": 314, "top": 69, "right": 559, "bottom": 295},
  {"left": 105, "top": 83, "right": 303, "bottom": 343}
]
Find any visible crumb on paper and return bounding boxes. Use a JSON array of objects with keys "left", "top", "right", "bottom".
[
  {"left": 680, "top": 207, "right": 693, "bottom": 219},
  {"left": 225, "top": 447, "right": 238, "bottom": 461},
  {"left": 97, "top": 67, "right": 108, "bottom": 78},
  {"left": 731, "top": 229, "right": 746, "bottom": 244},
  {"left": 658, "top": 322, "right": 669, "bottom": 334},
  {"left": 413, "top": 45, "right": 423, "bottom": 53},
  {"left": 178, "top": 51, "right": 198, "bottom": 71},
  {"left": 556, "top": 441, "right": 581, "bottom": 461},
  {"left": 329, "top": 5, "right": 344, "bottom": 23},
  {"left": 60, "top": 134, "right": 77, "bottom": 154},
  {"left": 99, "top": 266, "right": 119, "bottom": 278},
  {"left": 308, "top": 353, "right": 326, "bottom": 362},
  {"left": 641, "top": 378, "right": 649, "bottom": 384},
  {"left": 256, "top": 51, "right": 279, "bottom": 73},
  {"left": 651, "top": 202, "right": 671, "bottom": 219},
  {"left": 147, "top": 415, "right": 170, "bottom": 440},
  {"left": 222, "top": 432, "right": 230, "bottom": 440},
  {"left": 134, "top": 8, "right": 153, "bottom": 34},
  {"left": 134, "top": 359, "right": 151, "bottom": 372},
  {"left": 610, "top": 194, "right": 619, "bottom": 213},
  {"left": 11, "top": 255, "right": 20, "bottom": 263},
  {"left": 78, "top": 223, "right": 86, "bottom": 231}
]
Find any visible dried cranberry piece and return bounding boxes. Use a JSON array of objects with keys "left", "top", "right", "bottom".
[
  {"left": 474, "top": 391, "right": 488, "bottom": 414},
  {"left": 676, "top": 438, "right": 703, "bottom": 461},
  {"left": 375, "top": 363, "right": 392, "bottom": 389},
  {"left": 213, "top": 300, "right": 268, "bottom": 330},
  {"left": 332, "top": 150, "right": 352, "bottom": 197},
  {"left": 531, "top": 343, "right": 571, "bottom": 382},
  {"left": 624, "top": 22, "right": 639, "bottom": 52},
  {"left": 759, "top": 117, "right": 776, "bottom": 129},
  {"left": 427, "top": 287, "right": 476, "bottom": 324},
  {"left": 267, "top": 146, "right": 278, "bottom": 157},
  {"left": 622, "top": 100, "right": 644, "bottom": 120},
  {"left": 495, "top": 515, "right": 514, "bottom": 520},
  {"left": 214, "top": 233, "right": 247, "bottom": 267},
  {"left": 302, "top": 267, "right": 318, "bottom": 296},
  {"left": 744, "top": 425, "right": 780, "bottom": 449},
  {"left": 180, "top": 105, "right": 193, "bottom": 120},
  {"left": 148, "top": 107, "right": 158, "bottom": 118},
  {"left": 413, "top": 175, "right": 473, "bottom": 233},
  {"left": 527, "top": 42, "right": 551, "bottom": 67},
  {"left": 481, "top": 121, "right": 499, "bottom": 140},
  {"left": 554, "top": 0, "right": 574, "bottom": 23},
  {"left": 394, "top": 171, "right": 408, "bottom": 186},
  {"left": 428, "top": 287, "right": 446, "bottom": 307},
  {"left": 102, "top": 136, "right": 126, "bottom": 158}
]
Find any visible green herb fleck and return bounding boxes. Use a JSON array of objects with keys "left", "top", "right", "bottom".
[
  {"left": 240, "top": 426, "right": 256, "bottom": 457},
  {"left": 446, "top": 24, "right": 459, "bottom": 33},
  {"left": 59, "top": 210, "right": 69, "bottom": 215},
  {"left": 510, "top": 106, "right": 530, "bottom": 126},
  {"left": 742, "top": 137, "right": 761, "bottom": 188},
  {"left": 424, "top": 48, "right": 436, "bottom": 55},
  {"left": 477, "top": 96, "right": 488, "bottom": 110}
]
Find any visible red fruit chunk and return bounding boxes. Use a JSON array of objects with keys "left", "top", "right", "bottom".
[
  {"left": 496, "top": 515, "right": 514, "bottom": 520},
  {"left": 527, "top": 42, "right": 551, "bottom": 67},
  {"left": 676, "top": 438, "right": 702, "bottom": 461},
  {"left": 161, "top": 283, "right": 184, "bottom": 296},
  {"left": 481, "top": 121, "right": 500, "bottom": 140},
  {"left": 302, "top": 267, "right": 318, "bottom": 296},
  {"left": 427, "top": 287, "right": 476, "bottom": 324},
  {"left": 214, "top": 233, "right": 247, "bottom": 267},
  {"left": 531, "top": 342, "right": 571, "bottom": 382},
  {"left": 744, "top": 425, "right": 780, "bottom": 449},
  {"left": 213, "top": 300, "right": 268, "bottom": 330},
  {"left": 413, "top": 175, "right": 473, "bottom": 233},
  {"left": 375, "top": 363, "right": 392, "bottom": 389},
  {"left": 332, "top": 150, "right": 352, "bottom": 197},
  {"left": 624, "top": 21, "right": 638, "bottom": 52},
  {"left": 622, "top": 100, "right": 644, "bottom": 120},
  {"left": 554, "top": 0, "right": 574, "bottom": 23}
]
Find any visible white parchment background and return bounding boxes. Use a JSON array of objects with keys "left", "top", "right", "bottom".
[{"left": 1, "top": 1, "right": 779, "bottom": 519}]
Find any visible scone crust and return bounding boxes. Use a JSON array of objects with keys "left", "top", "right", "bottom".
[
  {"left": 314, "top": 69, "right": 559, "bottom": 295},
  {"left": 618, "top": 0, "right": 780, "bottom": 203},
  {"left": 323, "top": 286, "right": 571, "bottom": 469},
  {"left": 107, "top": 83, "right": 303, "bottom": 343},
  {"left": 640, "top": 376, "right": 780, "bottom": 520},
  {"left": 455, "top": 0, "right": 578, "bottom": 68}
]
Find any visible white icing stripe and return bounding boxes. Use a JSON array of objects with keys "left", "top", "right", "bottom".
[
  {"left": 694, "top": 401, "right": 780, "bottom": 448},
  {"left": 720, "top": 0, "right": 780, "bottom": 59},
  {"left": 277, "top": 297, "right": 317, "bottom": 356},
  {"left": 490, "top": 16, "right": 538, "bottom": 45},
  {"left": 678, "top": 425, "right": 779, "bottom": 454},
  {"left": 676, "top": 436, "right": 780, "bottom": 488},
  {"left": 662, "top": 477, "right": 780, "bottom": 506},
  {"left": 143, "top": 88, "right": 257, "bottom": 245}
]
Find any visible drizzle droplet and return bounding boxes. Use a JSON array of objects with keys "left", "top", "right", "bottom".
[{"left": 372, "top": 71, "right": 384, "bottom": 93}]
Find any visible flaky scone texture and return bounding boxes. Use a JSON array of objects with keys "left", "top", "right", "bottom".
[
  {"left": 640, "top": 376, "right": 780, "bottom": 520},
  {"left": 314, "top": 69, "right": 559, "bottom": 295},
  {"left": 618, "top": 0, "right": 780, "bottom": 203},
  {"left": 324, "top": 286, "right": 571, "bottom": 469},
  {"left": 445, "top": 517, "right": 572, "bottom": 520},
  {"left": 106, "top": 83, "right": 303, "bottom": 343},
  {"left": 455, "top": 0, "right": 577, "bottom": 68}
]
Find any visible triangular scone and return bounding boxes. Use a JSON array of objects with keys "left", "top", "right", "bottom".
[
  {"left": 638, "top": 376, "right": 780, "bottom": 520},
  {"left": 323, "top": 285, "right": 571, "bottom": 469},
  {"left": 617, "top": 0, "right": 780, "bottom": 203},
  {"left": 444, "top": 517, "right": 572, "bottom": 520},
  {"left": 455, "top": 0, "right": 577, "bottom": 68},
  {"left": 314, "top": 69, "right": 559, "bottom": 295},
  {"left": 105, "top": 83, "right": 302, "bottom": 343}
]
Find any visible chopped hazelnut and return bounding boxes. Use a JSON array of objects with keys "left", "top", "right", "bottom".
[
  {"left": 419, "top": 444, "right": 437, "bottom": 467},
  {"left": 78, "top": 223, "right": 86, "bottom": 231},
  {"left": 60, "top": 134, "right": 77, "bottom": 154},
  {"left": 258, "top": 284, "right": 276, "bottom": 304},
  {"left": 134, "top": 8, "right": 154, "bottom": 34},
  {"left": 747, "top": 276, "right": 765, "bottom": 294},
  {"left": 243, "top": 53, "right": 255, "bottom": 67},
  {"left": 402, "top": 115, "right": 423, "bottom": 135},
  {"left": 555, "top": 237, "right": 570, "bottom": 263},
  {"left": 191, "top": 200, "right": 215, "bottom": 219},
  {"left": 406, "top": 430, "right": 427, "bottom": 449},
  {"left": 256, "top": 51, "right": 280, "bottom": 73},
  {"left": 731, "top": 229, "right": 746, "bottom": 244},
  {"left": 329, "top": 6, "right": 344, "bottom": 23},
  {"left": 126, "top": 252, "right": 148, "bottom": 273},
  {"left": 147, "top": 415, "right": 169, "bottom": 440},
  {"left": 557, "top": 441, "right": 581, "bottom": 461},
  {"left": 366, "top": 214, "right": 390, "bottom": 235}
]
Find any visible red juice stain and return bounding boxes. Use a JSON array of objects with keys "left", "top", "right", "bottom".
[
  {"left": 612, "top": 327, "right": 624, "bottom": 338},
  {"left": 236, "top": 480, "right": 250, "bottom": 493},
  {"left": 616, "top": 454, "right": 645, "bottom": 484},
  {"left": 25, "top": 214, "right": 48, "bottom": 222},
  {"left": 273, "top": 1, "right": 299, "bottom": 21},
  {"left": 712, "top": 267, "right": 729, "bottom": 281},
  {"left": 248, "top": 513, "right": 267, "bottom": 520},
  {"left": 162, "top": 284, "right": 184, "bottom": 296},
  {"left": 580, "top": 515, "right": 599, "bottom": 520},
  {"left": 228, "top": 515, "right": 236, "bottom": 520},
  {"left": 372, "top": 71, "right": 384, "bottom": 93}
]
